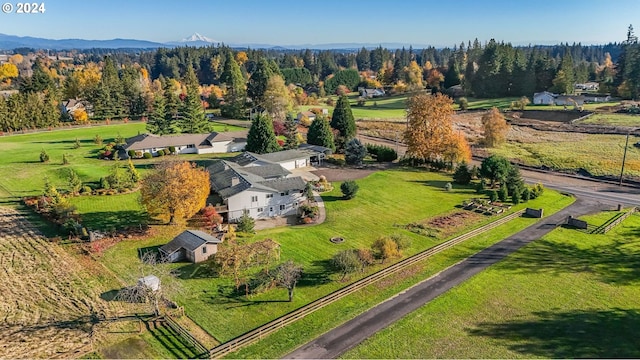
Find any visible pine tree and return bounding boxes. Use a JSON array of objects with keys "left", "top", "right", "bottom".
[
  {"left": 330, "top": 95, "right": 356, "bottom": 151},
  {"left": 344, "top": 138, "right": 367, "bottom": 165},
  {"left": 221, "top": 51, "right": 246, "bottom": 119},
  {"left": 146, "top": 94, "right": 168, "bottom": 134},
  {"left": 247, "top": 58, "right": 274, "bottom": 104},
  {"left": 163, "top": 80, "right": 182, "bottom": 134},
  {"left": 283, "top": 114, "right": 300, "bottom": 150},
  {"left": 246, "top": 114, "right": 279, "bottom": 154},
  {"left": 307, "top": 116, "right": 335, "bottom": 152},
  {"left": 179, "top": 65, "right": 209, "bottom": 133}
]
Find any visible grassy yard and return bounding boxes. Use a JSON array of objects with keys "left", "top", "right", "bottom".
[
  {"left": 0, "top": 122, "right": 243, "bottom": 201},
  {"left": 576, "top": 112, "right": 640, "bottom": 126},
  {"left": 344, "top": 211, "right": 640, "bottom": 359},
  {"left": 491, "top": 131, "right": 640, "bottom": 177},
  {"left": 99, "top": 168, "right": 573, "bottom": 354}
]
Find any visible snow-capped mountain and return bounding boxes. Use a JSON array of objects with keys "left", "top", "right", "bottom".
[{"left": 180, "top": 33, "right": 217, "bottom": 43}]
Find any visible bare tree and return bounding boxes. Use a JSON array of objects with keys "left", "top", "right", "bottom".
[
  {"left": 274, "top": 260, "right": 303, "bottom": 302},
  {"left": 115, "top": 250, "right": 181, "bottom": 316}
]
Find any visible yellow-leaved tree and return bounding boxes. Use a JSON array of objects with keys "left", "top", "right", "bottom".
[
  {"left": 481, "top": 107, "right": 509, "bottom": 147},
  {"left": 404, "top": 93, "right": 455, "bottom": 161},
  {"left": 72, "top": 109, "right": 89, "bottom": 123},
  {"left": 140, "top": 161, "right": 210, "bottom": 224}
]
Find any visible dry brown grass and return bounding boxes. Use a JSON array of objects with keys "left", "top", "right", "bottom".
[{"left": 0, "top": 207, "right": 126, "bottom": 358}]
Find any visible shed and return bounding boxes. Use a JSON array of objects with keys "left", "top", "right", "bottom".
[
  {"left": 159, "top": 230, "right": 224, "bottom": 263},
  {"left": 138, "top": 275, "right": 161, "bottom": 292}
]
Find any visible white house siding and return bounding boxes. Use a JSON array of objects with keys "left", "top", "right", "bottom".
[
  {"left": 534, "top": 93, "right": 555, "bottom": 105},
  {"left": 226, "top": 189, "right": 304, "bottom": 221},
  {"left": 176, "top": 146, "right": 198, "bottom": 155},
  {"left": 197, "top": 141, "right": 229, "bottom": 154},
  {"left": 227, "top": 141, "right": 246, "bottom": 152}
]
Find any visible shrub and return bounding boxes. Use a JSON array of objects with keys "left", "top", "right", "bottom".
[
  {"left": 475, "top": 179, "right": 485, "bottom": 193},
  {"left": 512, "top": 188, "right": 521, "bottom": 204},
  {"left": 453, "top": 162, "right": 472, "bottom": 185},
  {"left": 458, "top": 97, "right": 469, "bottom": 110},
  {"left": 100, "top": 177, "right": 110, "bottom": 190},
  {"left": 365, "top": 144, "right": 397, "bottom": 162},
  {"left": 340, "top": 180, "right": 359, "bottom": 199},
  {"left": 371, "top": 236, "right": 400, "bottom": 263},
  {"left": 62, "top": 153, "right": 70, "bottom": 165},
  {"left": 237, "top": 210, "right": 255, "bottom": 233},
  {"left": 94, "top": 134, "right": 103, "bottom": 145},
  {"left": 522, "top": 187, "right": 531, "bottom": 202},
  {"left": 128, "top": 150, "right": 136, "bottom": 158},
  {"left": 488, "top": 189, "right": 498, "bottom": 202},
  {"left": 356, "top": 98, "right": 366, "bottom": 107},
  {"left": 498, "top": 185, "right": 508, "bottom": 202},
  {"left": 157, "top": 149, "right": 165, "bottom": 156},
  {"left": 73, "top": 138, "right": 81, "bottom": 149},
  {"left": 39, "top": 149, "right": 49, "bottom": 163},
  {"left": 345, "top": 138, "right": 367, "bottom": 165},
  {"left": 168, "top": 146, "right": 176, "bottom": 154},
  {"left": 81, "top": 185, "right": 93, "bottom": 194},
  {"left": 143, "top": 152, "right": 153, "bottom": 159},
  {"left": 390, "top": 233, "right": 411, "bottom": 251}
]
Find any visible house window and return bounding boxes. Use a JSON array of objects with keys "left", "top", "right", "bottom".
[
  {"left": 251, "top": 196, "right": 258, "bottom": 202},
  {"left": 187, "top": 144, "right": 195, "bottom": 148},
  {"left": 294, "top": 202, "right": 298, "bottom": 207},
  {"left": 280, "top": 192, "right": 285, "bottom": 196},
  {"left": 202, "top": 246, "right": 207, "bottom": 254},
  {"left": 280, "top": 204, "right": 286, "bottom": 210},
  {"left": 266, "top": 194, "right": 273, "bottom": 199},
  {"left": 257, "top": 207, "right": 264, "bottom": 212}
]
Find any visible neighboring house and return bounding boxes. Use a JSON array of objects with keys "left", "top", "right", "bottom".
[
  {"left": 583, "top": 93, "right": 612, "bottom": 103},
  {"left": 250, "top": 106, "right": 267, "bottom": 120},
  {"left": 296, "top": 111, "right": 317, "bottom": 122},
  {"left": 208, "top": 160, "right": 307, "bottom": 222},
  {"left": 159, "top": 230, "right": 224, "bottom": 263},
  {"left": 232, "top": 148, "right": 330, "bottom": 170},
  {"left": 122, "top": 130, "right": 248, "bottom": 157},
  {"left": 533, "top": 91, "right": 556, "bottom": 105},
  {"left": 574, "top": 82, "right": 599, "bottom": 91},
  {"left": 61, "top": 99, "right": 92, "bottom": 117},
  {"left": 554, "top": 95, "right": 585, "bottom": 106},
  {"left": 358, "top": 87, "right": 385, "bottom": 98}
]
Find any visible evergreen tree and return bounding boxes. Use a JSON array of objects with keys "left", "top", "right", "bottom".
[
  {"left": 283, "top": 114, "right": 300, "bottom": 150},
  {"left": 163, "top": 79, "right": 181, "bottom": 133},
  {"left": 344, "top": 138, "right": 367, "bottom": 165},
  {"left": 330, "top": 95, "right": 356, "bottom": 151},
  {"left": 245, "top": 114, "right": 279, "bottom": 154},
  {"left": 443, "top": 58, "right": 461, "bottom": 89},
  {"left": 220, "top": 51, "right": 246, "bottom": 118},
  {"left": 147, "top": 94, "right": 168, "bottom": 134},
  {"left": 552, "top": 52, "right": 575, "bottom": 94},
  {"left": 453, "top": 161, "right": 472, "bottom": 185},
  {"left": 247, "top": 58, "right": 274, "bottom": 104},
  {"left": 307, "top": 116, "right": 335, "bottom": 152},
  {"left": 179, "top": 65, "right": 209, "bottom": 133}
]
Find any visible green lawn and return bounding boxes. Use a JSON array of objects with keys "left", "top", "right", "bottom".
[
  {"left": 100, "top": 168, "right": 573, "bottom": 354},
  {"left": 71, "top": 193, "right": 146, "bottom": 231},
  {"left": 525, "top": 101, "right": 621, "bottom": 111},
  {"left": 344, "top": 211, "right": 640, "bottom": 359},
  {"left": 0, "top": 122, "right": 244, "bottom": 201},
  {"left": 576, "top": 112, "right": 640, "bottom": 126}
]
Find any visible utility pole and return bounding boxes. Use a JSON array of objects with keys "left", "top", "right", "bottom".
[{"left": 620, "top": 132, "right": 630, "bottom": 186}]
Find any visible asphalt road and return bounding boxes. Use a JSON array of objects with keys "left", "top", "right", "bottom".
[{"left": 284, "top": 196, "right": 615, "bottom": 359}]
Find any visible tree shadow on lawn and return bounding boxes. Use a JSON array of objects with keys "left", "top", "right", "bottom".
[
  {"left": 205, "top": 284, "right": 289, "bottom": 308},
  {"left": 320, "top": 195, "right": 344, "bottom": 203},
  {"left": 175, "top": 262, "right": 218, "bottom": 280},
  {"left": 409, "top": 179, "right": 474, "bottom": 193},
  {"left": 297, "top": 259, "right": 333, "bottom": 288},
  {"left": 496, "top": 236, "right": 640, "bottom": 286},
  {"left": 81, "top": 210, "right": 148, "bottom": 231},
  {"left": 467, "top": 308, "right": 640, "bottom": 358}
]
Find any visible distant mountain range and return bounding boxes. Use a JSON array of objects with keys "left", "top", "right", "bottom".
[{"left": 0, "top": 32, "right": 434, "bottom": 51}]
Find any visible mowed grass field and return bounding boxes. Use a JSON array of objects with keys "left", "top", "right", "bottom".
[
  {"left": 100, "top": 169, "right": 573, "bottom": 353},
  {"left": 0, "top": 122, "right": 243, "bottom": 200},
  {"left": 344, "top": 211, "right": 640, "bottom": 359}
]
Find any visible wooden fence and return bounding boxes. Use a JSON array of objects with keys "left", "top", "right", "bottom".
[
  {"left": 208, "top": 209, "right": 526, "bottom": 358},
  {"left": 591, "top": 207, "right": 637, "bottom": 234},
  {"left": 163, "top": 315, "right": 209, "bottom": 358}
]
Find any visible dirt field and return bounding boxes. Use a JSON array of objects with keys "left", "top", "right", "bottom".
[{"left": 0, "top": 207, "right": 123, "bottom": 358}]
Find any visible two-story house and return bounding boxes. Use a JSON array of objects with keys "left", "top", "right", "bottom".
[{"left": 208, "top": 160, "right": 307, "bottom": 222}]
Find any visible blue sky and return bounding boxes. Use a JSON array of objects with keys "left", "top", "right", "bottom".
[{"left": 1, "top": 0, "right": 639, "bottom": 46}]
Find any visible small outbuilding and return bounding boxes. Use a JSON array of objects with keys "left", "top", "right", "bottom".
[
  {"left": 138, "top": 275, "right": 161, "bottom": 292},
  {"left": 159, "top": 230, "right": 224, "bottom": 263}
]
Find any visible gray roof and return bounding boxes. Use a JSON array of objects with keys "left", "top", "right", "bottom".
[
  {"left": 207, "top": 160, "right": 305, "bottom": 199},
  {"left": 231, "top": 152, "right": 259, "bottom": 166},
  {"left": 124, "top": 131, "right": 248, "bottom": 151},
  {"left": 260, "top": 177, "right": 306, "bottom": 192},
  {"left": 250, "top": 149, "right": 318, "bottom": 163},
  {"left": 242, "top": 164, "right": 291, "bottom": 179},
  {"left": 160, "top": 230, "right": 223, "bottom": 255},
  {"left": 299, "top": 143, "right": 333, "bottom": 155}
]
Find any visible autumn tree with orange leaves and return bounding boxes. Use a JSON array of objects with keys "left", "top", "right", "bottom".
[
  {"left": 404, "top": 93, "right": 456, "bottom": 162},
  {"left": 445, "top": 131, "right": 472, "bottom": 164},
  {"left": 140, "top": 161, "right": 210, "bottom": 224},
  {"left": 481, "top": 107, "right": 509, "bottom": 147}
]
